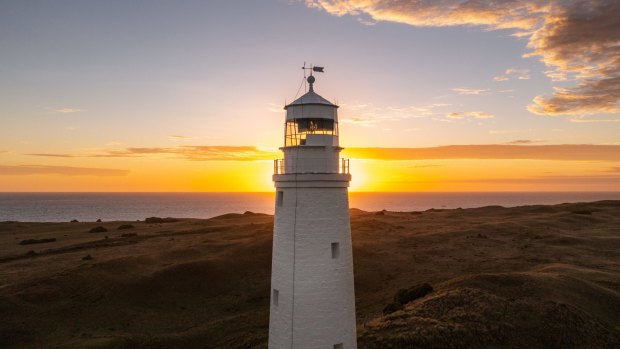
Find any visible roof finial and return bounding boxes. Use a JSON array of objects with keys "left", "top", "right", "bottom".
[{"left": 307, "top": 75, "right": 315, "bottom": 92}]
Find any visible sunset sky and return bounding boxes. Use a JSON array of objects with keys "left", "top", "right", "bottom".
[{"left": 1, "top": 0, "right": 619, "bottom": 192}]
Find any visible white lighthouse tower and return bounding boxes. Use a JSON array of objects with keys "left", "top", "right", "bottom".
[{"left": 268, "top": 67, "right": 357, "bottom": 349}]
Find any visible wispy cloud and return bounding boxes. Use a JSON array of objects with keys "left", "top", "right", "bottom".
[
  {"left": 94, "top": 146, "right": 278, "bottom": 161},
  {"left": 446, "top": 111, "right": 494, "bottom": 119},
  {"left": 339, "top": 102, "right": 447, "bottom": 126},
  {"left": 267, "top": 102, "right": 284, "bottom": 113},
  {"left": 307, "top": 0, "right": 620, "bottom": 116},
  {"left": 569, "top": 117, "right": 620, "bottom": 123},
  {"left": 168, "top": 135, "right": 198, "bottom": 141},
  {"left": 55, "top": 107, "right": 84, "bottom": 114},
  {"left": 451, "top": 87, "right": 489, "bottom": 95},
  {"left": 505, "top": 139, "right": 545, "bottom": 145},
  {"left": 495, "top": 68, "right": 531, "bottom": 81},
  {"left": 0, "top": 165, "right": 129, "bottom": 176},
  {"left": 25, "top": 153, "right": 77, "bottom": 158},
  {"left": 344, "top": 144, "right": 620, "bottom": 161},
  {"left": 506, "top": 68, "right": 531, "bottom": 80},
  {"left": 437, "top": 175, "right": 620, "bottom": 185},
  {"left": 25, "top": 144, "right": 620, "bottom": 162}
]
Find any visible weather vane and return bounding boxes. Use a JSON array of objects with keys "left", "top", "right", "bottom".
[
  {"left": 301, "top": 62, "right": 324, "bottom": 92},
  {"left": 302, "top": 62, "right": 324, "bottom": 77}
]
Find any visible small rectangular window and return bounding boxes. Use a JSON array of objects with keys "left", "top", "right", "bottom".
[
  {"left": 273, "top": 289, "right": 279, "bottom": 306},
  {"left": 334, "top": 344, "right": 343, "bottom": 349},
  {"left": 331, "top": 242, "right": 340, "bottom": 259},
  {"left": 276, "top": 191, "right": 284, "bottom": 206}
]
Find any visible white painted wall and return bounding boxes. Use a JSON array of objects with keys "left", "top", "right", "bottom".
[
  {"left": 282, "top": 147, "right": 341, "bottom": 174},
  {"left": 269, "top": 184, "right": 357, "bottom": 349}
]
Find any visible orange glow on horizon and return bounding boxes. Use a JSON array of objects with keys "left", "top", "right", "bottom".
[{"left": 1, "top": 154, "right": 617, "bottom": 192}]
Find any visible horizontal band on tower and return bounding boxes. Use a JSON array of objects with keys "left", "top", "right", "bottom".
[{"left": 273, "top": 173, "right": 351, "bottom": 188}]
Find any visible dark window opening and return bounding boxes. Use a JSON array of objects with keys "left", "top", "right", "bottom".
[
  {"left": 273, "top": 289, "right": 279, "bottom": 306},
  {"left": 276, "top": 191, "right": 284, "bottom": 206},
  {"left": 331, "top": 242, "right": 340, "bottom": 259}
]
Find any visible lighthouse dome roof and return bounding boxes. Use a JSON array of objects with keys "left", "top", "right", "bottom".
[{"left": 285, "top": 90, "right": 337, "bottom": 109}]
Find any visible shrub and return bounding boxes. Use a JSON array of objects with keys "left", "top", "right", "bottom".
[
  {"left": 382, "top": 302, "right": 404, "bottom": 315},
  {"left": 117, "top": 224, "right": 135, "bottom": 230},
  {"left": 393, "top": 283, "right": 434, "bottom": 304},
  {"left": 19, "top": 238, "right": 56, "bottom": 245},
  {"left": 144, "top": 217, "right": 178, "bottom": 223},
  {"left": 89, "top": 226, "right": 107, "bottom": 233}
]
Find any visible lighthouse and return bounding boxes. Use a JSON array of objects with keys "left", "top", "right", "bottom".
[{"left": 268, "top": 67, "right": 357, "bottom": 349}]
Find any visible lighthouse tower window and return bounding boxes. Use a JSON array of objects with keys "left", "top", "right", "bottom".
[
  {"left": 272, "top": 289, "right": 279, "bottom": 306},
  {"left": 276, "top": 191, "right": 284, "bottom": 206},
  {"left": 331, "top": 242, "right": 340, "bottom": 259}
]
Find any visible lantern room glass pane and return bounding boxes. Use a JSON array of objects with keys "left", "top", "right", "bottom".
[{"left": 285, "top": 118, "right": 338, "bottom": 146}]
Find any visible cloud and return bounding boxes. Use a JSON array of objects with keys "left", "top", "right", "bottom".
[
  {"left": 25, "top": 153, "right": 77, "bottom": 158},
  {"left": 168, "top": 135, "right": 197, "bottom": 141},
  {"left": 339, "top": 102, "right": 446, "bottom": 126},
  {"left": 0, "top": 165, "right": 129, "bottom": 176},
  {"left": 451, "top": 87, "right": 489, "bottom": 95},
  {"left": 344, "top": 144, "right": 620, "bottom": 161},
  {"left": 505, "top": 68, "right": 531, "bottom": 80},
  {"left": 94, "top": 146, "right": 278, "bottom": 161},
  {"left": 495, "top": 68, "right": 531, "bottom": 81},
  {"left": 435, "top": 175, "right": 620, "bottom": 186},
  {"left": 529, "top": 78, "right": 620, "bottom": 115},
  {"left": 23, "top": 144, "right": 620, "bottom": 162},
  {"left": 446, "top": 111, "right": 494, "bottom": 119},
  {"left": 505, "top": 139, "right": 543, "bottom": 145},
  {"left": 306, "top": 0, "right": 620, "bottom": 116},
  {"left": 55, "top": 108, "right": 84, "bottom": 113},
  {"left": 569, "top": 116, "right": 620, "bottom": 123}
]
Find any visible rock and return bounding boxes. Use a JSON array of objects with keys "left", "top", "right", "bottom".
[
  {"left": 25, "top": 250, "right": 37, "bottom": 257},
  {"left": 120, "top": 233, "right": 137, "bottom": 238},
  {"left": 89, "top": 226, "right": 107, "bottom": 233},
  {"left": 96, "top": 219, "right": 102, "bottom": 222},
  {"left": 82, "top": 254, "right": 93, "bottom": 260},
  {"left": 70, "top": 219, "right": 79, "bottom": 223}
]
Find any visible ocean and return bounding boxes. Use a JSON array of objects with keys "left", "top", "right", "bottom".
[{"left": 0, "top": 192, "right": 618, "bottom": 222}]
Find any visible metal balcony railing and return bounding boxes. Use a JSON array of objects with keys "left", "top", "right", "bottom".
[{"left": 274, "top": 158, "right": 350, "bottom": 175}]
